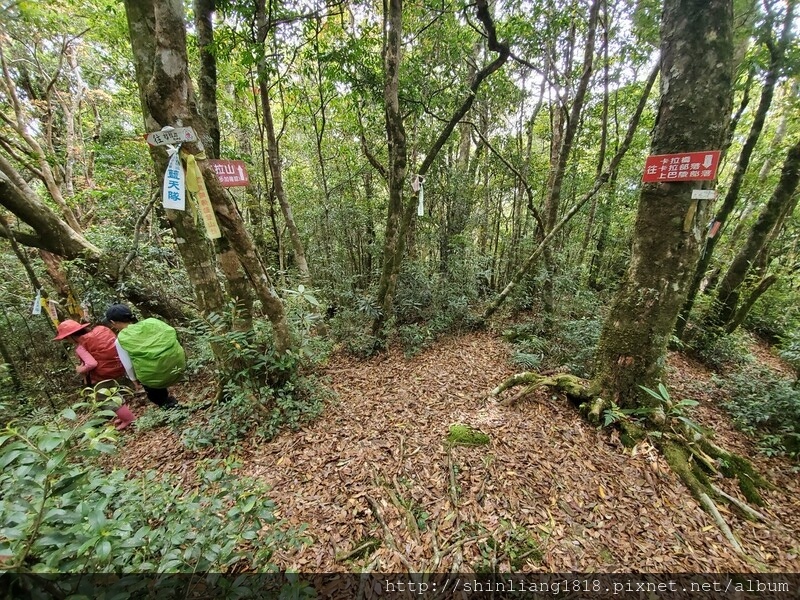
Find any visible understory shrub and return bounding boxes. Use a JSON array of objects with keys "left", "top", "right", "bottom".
[
  {"left": 179, "top": 309, "right": 328, "bottom": 451},
  {"left": 505, "top": 315, "right": 602, "bottom": 379},
  {"left": 713, "top": 366, "right": 800, "bottom": 459},
  {"left": 0, "top": 399, "right": 305, "bottom": 596},
  {"left": 778, "top": 331, "right": 800, "bottom": 379},
  {"left": 391, "top": 264, "right": 479, "bottom": 356},
  {"left": 682, "top": 325, "right": 753, "bottom": 372},
  {"left": 327, "top": 261, "right": 479, "bottom": 357}
]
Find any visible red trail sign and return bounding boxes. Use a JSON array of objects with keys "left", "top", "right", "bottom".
[
  {"left": 208, "top": 159, "right": 250, "bottom": 187},
  {"left": 642, "top": 150, "right": 721, "bottom": 183}
]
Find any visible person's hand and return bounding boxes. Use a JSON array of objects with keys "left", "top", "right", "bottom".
[{"left": 75, "top": 365, "right": 84, "bottom": 374}]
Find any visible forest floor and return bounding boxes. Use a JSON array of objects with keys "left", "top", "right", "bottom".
[{"left": 111, "top": 331, "right": 800, "bottom": 573}]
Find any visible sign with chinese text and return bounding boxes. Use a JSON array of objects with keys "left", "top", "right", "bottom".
[
  {"left": 209, "top": 159, "right": 250, "bottom": 187},
  {"left": 162, "top": 151, "right": 185, "bottom": 211},
  {"left": 146, "top": 127, "right": 198, "bottom": 147},
  {"left": 642, "top": 150, "right": 721, "bottom": 183}
]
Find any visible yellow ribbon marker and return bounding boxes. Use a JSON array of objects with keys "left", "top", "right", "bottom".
[
  {"left": 46, "top": 299, "right": 60, "bottom": 326},
  {"left": 183, "top": 151, "right": 222, "bottom": 240}
]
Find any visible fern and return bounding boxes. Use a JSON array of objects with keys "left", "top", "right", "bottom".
[{"left": 511, "top": 352, "right": 542, "bottom": 370}]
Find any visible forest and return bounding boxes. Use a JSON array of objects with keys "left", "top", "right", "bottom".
[{"left": 0, "top": 0, "right": 799, "bottom": 594}]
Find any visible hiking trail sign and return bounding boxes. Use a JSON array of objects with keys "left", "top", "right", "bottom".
[
  {"left": 145, "top": 127, "right": 198, "bottom": 147},
  {"left": 209, "top": 159, "right": 250, "bottom": 187},
  {"left": 642, "top": 150, "right": 721, "bottom": 183}
]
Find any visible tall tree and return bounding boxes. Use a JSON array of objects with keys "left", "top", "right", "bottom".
[
  {"left": 371, "top": 0, "right": 510, "bottom": 339},
  {"left": 676, "top": 0, "right": 795, "bottom": 338},
  {"left": 122, "top": 0, "right": 294, "bottom": 361},
  {"left": 195, "top": 0, "right": 220, "bottom": 159},
  {"left": 711, "top": 137, "right": 800, "bottom": 330},
  {"left": 254, "top": 0, "right": 312, "bottom": 282},
  {"left": 593, "top": 0, "right": 734, "bottom": 410},
  {"left": 539, "top": 0, "right": 601, "bottom": 315}
]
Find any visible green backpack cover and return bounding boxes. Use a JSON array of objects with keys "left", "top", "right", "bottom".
[{"left": 117, "top": 318, "right": 186, "bottom": 388}]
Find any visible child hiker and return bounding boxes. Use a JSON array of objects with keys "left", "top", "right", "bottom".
[
  {"left": 104, "top": 304, "right": 186, "bottom": 409},
  {"left": 52, "top": 319, "right": 137, "bottom": 430}
]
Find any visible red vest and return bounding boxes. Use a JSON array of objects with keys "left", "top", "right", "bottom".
[{"left": 80, "top": 326, "right": 126, "bottom": 382}]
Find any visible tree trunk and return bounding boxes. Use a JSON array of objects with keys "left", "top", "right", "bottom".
[
  {"left": 371, "top": 0, "right": 408, "bottom": 338},
  {"left": 676, "top": 1, "right": 795, "bottom": 338},
  {"left": 0, "top": 158, "right": 100, "bottom": 259},
  {"left": 579, "top": 4, "right": 610, "bottom": 267},
  {"left": 123, "top": 0, "right": 294, "bottom": 360},
  {"left": 195, "top": 0, "right": 220, "bottom": 159},
  {"left": 255, "top": 0, "right": 312, "bottom": 282},
  {"left": 725, "top": 274, "right": 777, "bottom": 334},
  {"left": 372, "top": 0, "right": 509, "bottom": 339},
  {"left": 123, "top": 0, "right": 227, "bottom": 317},
  {"left": 593, "top": 0, "right": 733, "bottom": 409},
  {"left": 711, "top": 137, "right": 800, "bottom": 327}
]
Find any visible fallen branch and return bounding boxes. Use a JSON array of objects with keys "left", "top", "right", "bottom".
[
  {"left": 446, "top": 446, "right": 459, "bottom": 519},
  {"left": 365, "top": 493, "right": 414, "bottom": 571}
]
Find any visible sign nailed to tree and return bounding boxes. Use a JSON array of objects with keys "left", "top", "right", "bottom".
[
  {"left": 145, "top": 127, "right": 198, "bottom": 147},
  {"left": 208, "top": 159, "right": 250, "bottom": 187},
  {"left": 642, "top": 150, "right": 721, "bottom": 183}
]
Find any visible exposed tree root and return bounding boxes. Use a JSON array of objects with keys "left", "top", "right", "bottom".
[
  {"left": 488, "top": 372, "right": 593, "bottom": 406},
  {"left": 489, "top": 370, "right": 774, "bottom": 558}
]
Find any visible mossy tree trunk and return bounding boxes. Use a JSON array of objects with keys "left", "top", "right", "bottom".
[
  {"left": 123, "top": 0, "right": 295, "bottom": 364},
  {"left": 123, "top": 0, "right": 227, "bottom": 318},
  {"left": 490, "top": 2, "right": 773, "bottom": 553},
  {"left": 593, "top": 0, "right": 734, "bottom": 411}
]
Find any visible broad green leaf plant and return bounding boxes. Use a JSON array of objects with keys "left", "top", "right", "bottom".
[{"left": 0, "top": 396, "right": 303, "bottom": 596}]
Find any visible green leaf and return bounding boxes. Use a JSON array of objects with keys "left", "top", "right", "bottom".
[
  {"left": 52, "top": 470, "right": 89, "bottom": 496},
  {"left": 39, "top": 433, "right": 66, "bottom": 452},
  {"left": 0, "top": 450, "right": 23, "bottom": 469},
  {"left": 96, "top": 540, "right": 112, "bottom": 560},
  {"left": 62, "top": 408, "right": 77, "bottom": 421},
  {"left": 241, "top": 496, "right": 257, "bottom": 514},
  {"left": 46, "top": 451, "right": 67, "bottom": 470}
]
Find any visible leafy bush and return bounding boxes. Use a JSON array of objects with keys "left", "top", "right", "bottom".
[
  {"left": 0, "top": 399, "right": 303, "bottom": 592},
  {"left": 714, "top": 366, "right": 800, "bottom": 459},
  {"left": 389, "top": 263, "right": 477, "bottom": 356},
  {"left": 178, "top": 310, "right": 327, "bottom": 450},
  {"left": 682, "top": 325, "right": 754, "bottom": 371},
  {"left": 180, "top": 376, "right": 328, "bottom": 452},
  {"left": 504, "top": 316, "right": 601, "bottom": 378},
  {"left": 779, "top": 331, "right": 800, "bottom": 378}
]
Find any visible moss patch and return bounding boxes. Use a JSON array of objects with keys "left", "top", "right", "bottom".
[{"left": 447, "top": 423, "right": 490, "bottom": 447}]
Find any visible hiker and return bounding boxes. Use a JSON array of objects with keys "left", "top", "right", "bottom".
[
  {"left": 52, "top": 319, "right": 136, "bottom": 430},
  {"left": 104, "top": 304, "right": 186, "bottom": 409}
]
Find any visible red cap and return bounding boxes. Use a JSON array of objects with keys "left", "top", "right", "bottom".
[{"left": 52, "top": 319, "right": 90, "bottom": 341}]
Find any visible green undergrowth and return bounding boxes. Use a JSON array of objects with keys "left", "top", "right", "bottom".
[
  {"left": 173, "top": 308, "right": 331, "bottom": 451},
  {"left": 0, "top": 397, "right": 307, "bottom": 594},
  {"left": 713, "top": 365, "right": 800, "bottom": 460}
]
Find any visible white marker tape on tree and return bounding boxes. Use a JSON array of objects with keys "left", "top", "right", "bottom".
[{"left": 162, "top": 146, "right": 186, "bottom": 211}]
